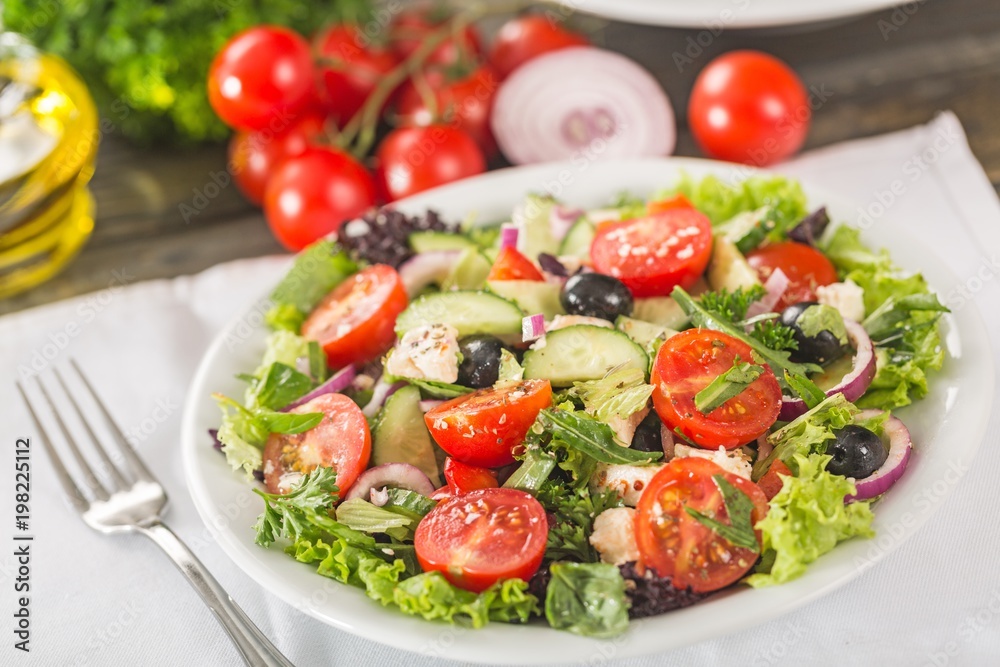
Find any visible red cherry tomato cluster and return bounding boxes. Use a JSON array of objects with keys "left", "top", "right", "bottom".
[{"left": 207, "top": 12, "right": 590, "bottom": 252}]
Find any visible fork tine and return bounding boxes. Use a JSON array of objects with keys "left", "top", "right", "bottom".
[
  {"left": 52, "top": 366, "right": 130, "bottom": 491},
  {"left": 70, "top": 359, "right": 157, "bottom": 485},
  {"left": 16, "top": 382, "right": 89, "bottom": 512},
  {"left": 34, "top": 378, "right": 111, "bottom": 501}
]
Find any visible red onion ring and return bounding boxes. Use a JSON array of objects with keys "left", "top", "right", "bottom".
[
  {"left": 419, "top": 399, "right": 445, "bottom": 413},
  {"left": 522, "top": 313, "right": 546, "bottom": 342},
  {"left": 500, "top": 223, "right": 519, "bottom": 251},
  {"left": 491, "top": 47, "right": 676, "bottom": 165},
  {"left": 280, "top": 365, "right": 356, "bottom": 412},
  {"left": 779, "top": 319, "right": 876, "bottom": 420},
  {"left": 847, "top": 410, "right": 912, "bottom": 502},
  {"left": 746, "top": 268, "right": 789, "bottom": 319},
  {"left": 343, "top": 463, "right": 435, "bottom": 501},
  {"left": 362, "top": 377, "right": 405, "bottom": 418},
  {"left": 398, "top": 250, "right": 462, "bottom": 297}
]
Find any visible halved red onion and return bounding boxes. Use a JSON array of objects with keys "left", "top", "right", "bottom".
[
  {"left": 847, "top": 410, "right": 912, "bottom": 502},
  {"left": 398, "top": 250, "right": 461, "bottom": 297},
  {"left": 491, "top": 47, "right": 676, "bottom": 165},
  {"left": 779, "top": 320, "right": 876, "bottom": 420},
  {"left": 550, "top": 205, "right": 583, "bottom": 241},
  {"left": 522, "top": 313, "right": 546, "bottom": 342},
  {"left": 500, "top": 223, "right": 519, "bottom": 251},
  {"left": 746, "top": 268, "right": 789, "bottom": 319},
  {"left": 362, "top": 377, "right": 405, "bottom": 418},
  {"left": 419, "top": 399, "right": 445, "bottom": 412},
  {"left": 281, "top": 365, "right": 356, "bottom": 412},
  {"left": 343, "top": 463, "right": 435, "bottom": 501}
]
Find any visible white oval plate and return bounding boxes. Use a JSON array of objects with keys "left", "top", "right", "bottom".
[
  {"left": 577, "top": 0, "right": 903, "bottom": 29},
  {"left": 181, "top": 158, "right": 994, "bottom": 665}
]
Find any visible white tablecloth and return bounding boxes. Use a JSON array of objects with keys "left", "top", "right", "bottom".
[{"left": 3, "top": 111, "right": 1000, "bottom": 667}]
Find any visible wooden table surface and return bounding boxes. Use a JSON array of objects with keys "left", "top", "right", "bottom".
[{"left": 4, "top": 0, "right": 998, "bottom": 315}]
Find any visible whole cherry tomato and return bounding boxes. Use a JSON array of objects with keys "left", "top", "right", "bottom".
[{"left": 375, "top": 125, "right": 485, "bottom": 201}]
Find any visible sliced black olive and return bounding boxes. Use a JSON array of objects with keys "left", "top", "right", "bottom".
[
  {"left": 826, "top": 425, "right": 887, "bottom": 479},
  {"left": 456, "top": 335, "right": 506, "bottom": 388},
  {"left": 780, "top": 301, "right": 848, "bottom": 365},
  {"left": 630, "top": 411, "right": 663, "bottom": 453},
  {"left": 560, "top": 273, "right": 634, "bottom": 321}
]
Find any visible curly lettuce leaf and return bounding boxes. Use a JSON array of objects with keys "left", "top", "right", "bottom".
[
  {"left": 266, "top": 241, "right": 358, "bottom": 332},
  {"left": 545, "top": 562, "right": 630, "bottom": 638},
  {"left": 390, "top": 573, "right": 538, "bottom": 627},
  {"left": 747, "top": 454, "right": 874, "bottom": 587},
  {"left": 658, "top": 174, "right": 809, "bottom": 234},
  {"left": 568, "top": 367, "right": 654, "bottom": 425}
]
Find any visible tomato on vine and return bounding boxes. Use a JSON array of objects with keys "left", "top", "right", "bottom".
[
  {"left": 489, "top": 15, "right": 589, "bottom": 80},
  {"left": 375, "top": 125, "right": 486, "bottom": 201},
  {"left": 315, "top": 24, "right": 399, "bottom": 123}
]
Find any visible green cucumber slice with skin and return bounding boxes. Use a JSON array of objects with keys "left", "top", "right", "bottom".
[
  {"left": 522, "top": 325, "right": 649, "bottom": 386},
  {"left": 515, "top": 194, "right": 561, "bottom": 259},
  {"left": 488, "top": 280, "right": 565, "bottom": 320},
  {"left": 716, "top": 207, "right": 778, "bottom": 254},
  {"left": 442, "top": 248, "right": 492, "bottom": 291},
  {"left": 558, "top": 217, "right": 596, "bottom": 259},
  {"left": 395, "top": 291, "right": 524, "bottom": 338},
  {"left": 409, "top": 231, "right": 477, "bottom": 253},
  {"left": 615, "top": 315, "right": 677, "bottom": 360},
  {"left": 371, "top": 385, "right": 442, "bottom": 487}
]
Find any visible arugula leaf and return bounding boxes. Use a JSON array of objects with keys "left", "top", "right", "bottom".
[
  {"left": 783, "top": 370, "right": 827, "bottom": 409},
  {"left": 536, "top": 409, "right": 662, "bottom": 465},
  {"left": 545, "top": 562, "right": 630, "bottom": 638},
  {"left": 504, "top": 449, "right": 558, "bottom": 493},
  {"left": 862, "top": 293, "right": 948, "bottom": 344},
  {"left": 685, "top": 475, "right": 759, "bottom": 553},
  {"left": 694, "top": 356, "right": 764, "bottom": 414}
]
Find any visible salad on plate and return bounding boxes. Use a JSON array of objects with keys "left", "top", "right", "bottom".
[{"left": 210, "top": 174, "right": 948, "bottom": 638}]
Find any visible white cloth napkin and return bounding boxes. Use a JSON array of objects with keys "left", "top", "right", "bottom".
[{"left": 3, "top": 111, "right": 999, "bottom": 667}]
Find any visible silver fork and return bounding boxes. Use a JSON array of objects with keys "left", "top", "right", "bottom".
[{"left": 17, "top": 360, "right": 294, "bottom": 667}]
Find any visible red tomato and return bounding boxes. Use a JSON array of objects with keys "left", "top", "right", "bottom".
[
  {"left": 315, "top": 24, "right": 399, "bottom": 123},
  {"left": 489, "top": 15, "right": 589, "bottom": 80},
  {"left": 301, "top": 265, "right": 408, "bottom": 369},
  {"left": 487, "top": 246, "right": 545, "bottom": 282},
  {"left": 228, "top": 112, "right": 329, "bottom": 205},
  {"left": 634, "top": 458, "right": 768, "bottom": 593},
  {"left": 263, "top": 146, "right": 376, "bottom": 251},
  {"left": 757, "top": 459, "right": 792, "bottom": 501},
  {"left": 262, "top": 393, "right": 372, "bottom": 495},
  {"left": 424, "top": 380, "right": 552, "bottom": 467},
  {"left": 746, "top": 241, "right": 838, "bottom": 311},
  {"left": 590, "top": 208, "right": 713, "bottom": 298},
  {"left": 647, "top": 194, "right": 694, "bottom": 214},
  {"left": 430, "top": 485, "right": 456, "bottom": 502},
  {"left": 415, "top": 487, "right": 547, "bottom": 592},
  {"left": 395, "top": 66, "right": 500, "bottom": 155},
  {"left": 375, "top": 125, "right": 486, "bottom": 201},
  {"left": 651, "top": 329, "right": 782, "bottom": 449},
  {"left": 389, "top": 11, "right": 482, "bottom": 68},
  {"left": 688, "top": 50, "right": 810, "bottom": 166},
  {"left": 208, "top": 26, "right": 315, "bottom": 132},
  {"left": 443, "top": 458, "right": 499, "bottom": 494}
]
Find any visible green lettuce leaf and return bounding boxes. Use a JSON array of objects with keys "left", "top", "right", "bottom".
[
  {"left": 658, "top": 174, "right": 809, "bottom": 234},
  {"left": 545, "top": 562, "right": 630, "bottom": 638},
  {"left": 747, "top": 454, "right": 874, "bottom": 587},
  {"left": 335, "top": 498, "right": 414, "bottom": 541},
  {"left": 266, "top": 240, "right": 357, "bottom": 332},
  {"left": 391, "top": 574, "right": 538, "bottom": 627},
  {"left": 567, "top": 367, "right": 654, "bottom": 425}
]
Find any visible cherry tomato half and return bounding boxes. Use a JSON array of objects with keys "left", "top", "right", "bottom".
[
  {"left": 651, "top": 329, "right": 782, "bottom": 449},
  {"left": 208, "top": 26, "right": 315, "bottom": 132},
  {"left": 688, "top": 50, "right": 810, "bottom": 166},
  {"left": 301, "top": 265, "right": 408, "bottom": 369},
  {"left": 590, "top": 208, "right": 713, "bottom": 298},
  {"left": 262, "top": 393, "right": 372, "bottom": 495},
  {"left": 757, "top": 459, "right": 792, "bottom": 501},
  {"left": 634, "top": 458, "right": 768, "bottom": 593},
  {"left": 487, "top": 246, "right": 545, "bottom": 282},
  {"left": 746, "top": 241, "right": 838, "bottom": 311},
  {"left": 415, "top": 487, "right": 547, "bottom": 592},
  {"left": 489, "top": 15, "right": 589, "bottom": 80},
  {"left": 315, "top": 24, "right": 399, "bottom": 124},
  {"left": 647, "top": 194, "right": 694, "bottom": 215},
  {"left": 424, "top": 380, "right": 552, "bottom": 467},
  {"left": 375, "top": 125, "right": 486, "bottom": 201},
  {"left": 263, "top": 146, "right": 376, "bottom": 251},
  {"left": 443, "top": 457, "right": 499, "bottom": 494}
]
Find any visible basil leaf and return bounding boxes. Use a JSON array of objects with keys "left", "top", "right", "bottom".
[
  {"left": 545, "top": 562, "right": 629, "bottom": 638},
  {"left": 694, "top": 357, "right": 764, "bottom": 414},
  {"left": 256, "top": 410, "right": 323, "bottom": 435},
  {"left": 253, "top": 362, "right": 315, "bottom": 410},
  {"left": 684, "top": 474, "right": 760, "bottom": 553},
  {"left": 536, "top": 409, "right": 662, "bottom": 465}
]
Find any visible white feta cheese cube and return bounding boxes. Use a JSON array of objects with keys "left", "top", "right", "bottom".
[
  {"left": 385, "top": 324, "right": 460, "bottom": 383},
  {"left": 673, "top": 443, "right": 753, "bottom": 480},
  {"left": 590, "top": 462, "right": 665, "bottom": 506},
  {"left": 589, "top": 507, "right": 640, "bottom": 566},
  {"left": 816, "top": 280, "right": 866, "bottom": 323}
]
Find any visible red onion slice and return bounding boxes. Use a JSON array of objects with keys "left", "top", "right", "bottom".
[
  {"left": 500, "top": 223, "right": 520, "bottom": 251},
  {"left": 362, "top": 377, "right": 405, "bottom": 418},
  {"left": 847, "top": 411, "right": 912, "bottom": 502},
  {"left": 281, "top": 365, "right": 356, "bottom": 412},
  {"left": 491, "top": 47, "right": 676, "bottom": 165},
  {"left": 550, "top": 205, "right": 584, "bottom": 241},
  {"left": 522, "top": 313, "right": 546, "bottom": 342},
  {"left": 419, "top": 399, "right": 445, "bottom": 412},
  {"left": 746, "top": 268, "right": 789, "bottom": 319},
  {"left": 779, "top": 320, "right": 876, "bottom": 420},
  {"left": 398, "top": 250, "right": 462, "bottom": 297},
  {"left": 343, "top": 463, "right": 435, "bottom": 501}
]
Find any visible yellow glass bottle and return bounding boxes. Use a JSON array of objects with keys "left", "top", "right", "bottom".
[{"left": 0, "top": 33, "right": 98, "bottom": 299}]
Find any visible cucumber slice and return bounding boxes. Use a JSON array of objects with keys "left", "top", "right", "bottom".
[
  {"left": 442, "top": 248, "right": 492, "bottom": 291},
  {"left": 409, "top": 231, "right": 477, "bottom": 253},
  {"left": 515, "top": 194, "right": 560, "bottom": 259},
  {"left": 716, "top": 207, "right": 777, "bottom": 254},
  {"left": 615, "top": 316, "right": 677, "bottom": 359},
  {"left": 395, "top": 291, "right": 524, "bottom": 338},
  {"left": 371, "top": 385, "right": 442, "bottom": 486},
  {"left": 707, "top": 235, "right": 762, "bottom": 293},
  {"left": 488, "top": 280, "right": 565, "bottom": 320},
  {"left": 558, "top": 217, "right": 596, "bottom": 259},
  {"left": 522, "top": 325, "right": 648, "bottom": 386},
  {"left": 633, "top": 296, "right": 689, "bottom": 330}
]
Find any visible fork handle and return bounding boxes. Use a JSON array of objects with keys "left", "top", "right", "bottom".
[{"left": 138, "top": 521, "right": 295, "bottom": 667}]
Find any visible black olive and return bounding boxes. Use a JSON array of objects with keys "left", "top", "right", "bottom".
[
  {"left": 780, "top": 301, "right": 847, "bottom": 365},
  {"left": 826, "top": 425, "right": 887, "bottom": 479},
  {"left": 456, "top": 335, "right": 506, "bottom": 388},
  {"left": 560, "top": 273, "right": 634, "bottom": 321},
  {"left": 631, "top": 411, "right": 663, "bottom": 453}
]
